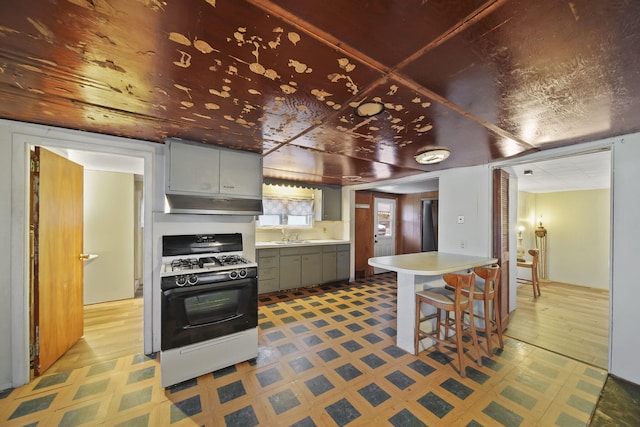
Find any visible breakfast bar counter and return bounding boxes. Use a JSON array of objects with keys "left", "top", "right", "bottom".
[{"left": 368, "top": 252, "right": 497, "bottom": 354}]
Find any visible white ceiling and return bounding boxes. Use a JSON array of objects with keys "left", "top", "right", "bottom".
[
  {"left": 371, "top": 150, "right": 611, "bottom": 195},
  {"left": 373, "top": 179, "right": 440, "bottom": 195},
  {"left": 60, "top": 149, "right": 145, "bottom": 175},
  {"left": 507, "top": 150, "right": 611, "bottom": 193}
]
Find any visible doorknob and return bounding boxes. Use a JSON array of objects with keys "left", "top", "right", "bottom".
[{"left": 80, "top": 254, "right": 90, "bottom": 260}]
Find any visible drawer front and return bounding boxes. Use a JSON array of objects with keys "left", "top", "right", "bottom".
[
  {"left": 258, "top": 256, "right": 278, "bottom": 269},
  {"left": 280, "top": 246, "right": 321, "bottom": 256},
  {"left": 258, "top": 266, "right": 278, "bottom": 280},
  {"left": 322, "top": 245, "right": 337, "bottom": 252},
  {"left": 337, "top": 244, "right": 350, "bottom": 252},
  {"left": 258, "top": 248, "right": 279, "bottom": 257}
]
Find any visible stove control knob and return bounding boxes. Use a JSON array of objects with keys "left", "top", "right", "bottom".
[
  {"left": 175, "top": 275, "right": 187, "bottom": 287},
  {"left": 229, "top": 270, "right": 238, "bottom": 280},
  {"left": 238, "top": 269, "right": 248, "bottom": 278},
  {"left": 187, "top": 274, "right": 198, "bottom": 285}
]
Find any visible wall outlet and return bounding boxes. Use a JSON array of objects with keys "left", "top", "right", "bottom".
[
  {"left": 460, "top": 240, "right": 466, "bottom": 249},
  {"left": 457, "top": 215, "right": 465, "bottom": 224}
]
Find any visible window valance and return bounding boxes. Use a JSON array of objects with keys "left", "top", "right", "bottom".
[{"left": 262, "top": 197, "right": 314, "bottom": 216}]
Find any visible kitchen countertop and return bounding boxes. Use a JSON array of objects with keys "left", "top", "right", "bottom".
[
  {"left": 256, "top": 239, "right": 351, "bottom": 249},
  {"left": 368, "top": 251, "right": 497, "bottom": 275},
  {"left": 368, "top": 251, "right": 497, "bottom": 354}
]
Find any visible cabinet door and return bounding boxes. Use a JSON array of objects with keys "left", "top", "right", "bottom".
[
  {"left": 322, "top": 186, "right": 342, "bottom": 220},
  {"left": 258, "top": 278, "right": 279, "bottom": 294},
  {"left": 279, "top": 255, "right": 301, "bottom": 290},
  {"left": 336, "top": 247, "right": 350, "bottom": 280},
  {"left": 301, "top": 253, "right": 323, "bottom": 286},
  {"left": 168, "top": 143, "right": 220, "bottom": 194},
  {"left": 322, "top": 252, "right": 337, "bottom": 283},
  {"left": 219, "top": 149, "right": 262, "bottom": 197}
]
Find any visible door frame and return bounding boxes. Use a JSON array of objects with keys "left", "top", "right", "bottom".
[
  {"left": 372, "top": 196, "right": 397, "bottom": 273},
  {"left": 10, "top": 127, "right": 158, "bottom": 387}
]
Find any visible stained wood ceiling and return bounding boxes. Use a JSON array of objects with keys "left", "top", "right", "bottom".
[{"left": 0, "top": 0, "right": 638, "bottom": 185}]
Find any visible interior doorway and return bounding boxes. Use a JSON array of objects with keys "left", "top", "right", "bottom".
[
  {"left": 28, "top": 146, "right": 146, "bottom": 378},
  {"left": 505, "top": 150, "right": 611, "bottom": 369},
  {"left": 421, "top": 199, "right": 438, "bottom": 252},
  {"left": 372, "top": 197, "right": 396, "bottom": 274}
]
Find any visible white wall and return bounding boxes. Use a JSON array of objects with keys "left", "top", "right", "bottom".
[
  {"left": 84, "top": 170, "right": 135, "bottom": 304},
  {"left": 0, "top": 124, "right": 13, "bottom": 391},
  {"left": 533, "top": 189, "right": 610, "bottom": 289},
  {"left": 438, "top": 164, "right": 492, "bottom": 257},
  {"left": 611, "top": 136, "right": 640, "bottom": 384}
]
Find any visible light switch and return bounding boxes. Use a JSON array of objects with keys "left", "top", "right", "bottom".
[{"left": 457, "top": 215, "right": 465, "bottom": 224}]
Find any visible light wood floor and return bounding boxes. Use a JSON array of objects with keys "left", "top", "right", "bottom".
[
  {"left": 46, "top": 296, "right": 144, "bottom": 374},
  {"left": 505, "top": 280, "right": 609, "bottom": 369}
]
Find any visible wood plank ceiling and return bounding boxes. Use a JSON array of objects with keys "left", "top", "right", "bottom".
[{"left": 0, "top": 0, "right": 638, "bottom": 185}]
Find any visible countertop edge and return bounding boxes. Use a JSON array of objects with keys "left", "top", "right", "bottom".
[
  {"left": 256, "top": 240, "right": 351, "bottom": 249},
  {"left": 368, "top": 252, "right": 497, "bottom": 276}
]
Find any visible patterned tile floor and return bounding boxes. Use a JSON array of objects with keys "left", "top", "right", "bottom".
[{"left": 0, "top": 273, "right": 608, "bottom": 426}]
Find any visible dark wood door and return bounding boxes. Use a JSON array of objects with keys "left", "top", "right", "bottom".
[
  {"left": 355, "top": 191, "right": 374, "bottom": 277},
  {"left": 493, "top": 168, "right": 510, "bottom": 329},
  {"left": 31, "top": 147, "right": 85, "bottom": 376}
]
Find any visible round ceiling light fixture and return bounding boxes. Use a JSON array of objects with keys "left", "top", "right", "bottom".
[
  {"left": 414, "top": 147, "right": 451, "bottom": 165},
  {"left": 354, "top": 101, "right": 385, "bottom": 118}
]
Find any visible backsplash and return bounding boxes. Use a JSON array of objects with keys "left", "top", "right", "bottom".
[{"left": 256, "top": 221, "right": 344, "bottom": 242}]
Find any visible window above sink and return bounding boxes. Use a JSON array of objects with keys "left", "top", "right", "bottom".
[{"left": 257, "top": 184, "right": 315, "bottom": 229}]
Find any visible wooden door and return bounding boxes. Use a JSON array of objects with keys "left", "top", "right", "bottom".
[
  {"left": 31, "top": 147, "right": 85, "bottom": 376},
  {"left": 493, "top": 168, "right": 510, "bottom": 329},
  {"left": 354, "top": 191, "right": 374, "bottom": 277}
]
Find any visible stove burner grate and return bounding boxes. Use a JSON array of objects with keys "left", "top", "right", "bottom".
[
  {"left": 170, "top": 258, "right": 199, "bottom": 271},
  {"left": 216, "top": 254, "right": 251, "bottom": 266}
]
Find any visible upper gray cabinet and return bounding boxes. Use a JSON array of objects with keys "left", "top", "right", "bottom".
[
  {"left": 320, "top": 185, "right": 342, "bottom": 221},
  {"left": 165, "top": 140, "right": 263, "bottom": 215},
  {"left": 167, "top": 141, "right": 221, "bottom": 195},
  {"left": 166, "top": 140, "right": 262, "bottom": 199},
  {"left": 219, "top": 149, "right": 262, "bottom": 198}
]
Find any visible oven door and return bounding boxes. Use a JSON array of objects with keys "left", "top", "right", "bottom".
[{"left": 161, "top": 278, "right": 257, "bottom": 351}]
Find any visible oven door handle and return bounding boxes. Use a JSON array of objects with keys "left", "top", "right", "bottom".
[
  {"left": 182, "top": 313, "right": 243, "bottom": 329},
  {"left": 163, "top": 278, "right": 253, "bottom": 296}
]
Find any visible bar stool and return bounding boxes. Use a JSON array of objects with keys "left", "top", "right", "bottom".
[
  {"left": 414, "top": 272, "right": 482, "bottom": 377},
  {"left": 517, "top": 249, "right": 540, "bottom": 297},
  {"left": 466, "top": 265, "right": 504, "bottom": 356}
]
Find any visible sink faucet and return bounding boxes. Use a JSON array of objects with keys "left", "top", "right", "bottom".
[{"left": 281, "top": 230, "right": 299, "bottom": 242}]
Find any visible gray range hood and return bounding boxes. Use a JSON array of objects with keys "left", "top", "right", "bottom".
[{"left": 166, "top": 194, "right": 263, "bottom": 216}]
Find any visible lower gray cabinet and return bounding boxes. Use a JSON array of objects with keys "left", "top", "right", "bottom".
[
  {"left": 257, "top": 249, "right": 279, "bottom": 294},
  {"left": 257, "top": 244, "right": 351, "bottom": 293},
  {"left": 301, "top": 252, "right": 323, "bottom": 286},
  {"left": 322, "top": 250, "right": 337, "bottom": 283},
  {"left": 336, "top": 245, "right": 350, "bottom": 280},
  {"left": 279, "top": 255, "right": 301, "bottom": 290}
]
